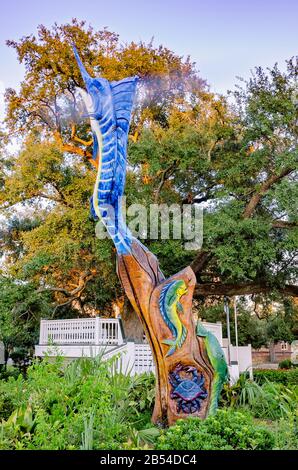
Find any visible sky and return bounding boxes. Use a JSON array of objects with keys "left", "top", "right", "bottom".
[{"left": 0, "top": 0, "right": 297, "bottom": 117}]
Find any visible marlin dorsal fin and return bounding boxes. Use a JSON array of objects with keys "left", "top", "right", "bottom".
[{"left": 111, "top": 77, "right": 139, "bottom": 133}]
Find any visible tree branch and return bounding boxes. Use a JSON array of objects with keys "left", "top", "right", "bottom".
[
  {"left": 154, "top": 162, "right": 177, "bottom": 203},
  {"left": 242, "top": 167, "right": 294, "bottom": 219},
  {"left": 53, "top": 131, "right": 97, "bottom": 169},
  {"left": 71, "top": 124, "right": 93, "bottom": 147},
  {"left": 271, "top": 220, "right": 297, "bottom": 229},
  {"left": 195, "top": 282, "right": 298, "bottom": 297},
  {"left": 190, "top": 168, "right": 295, "bottom": 276},
  {"left": 39, "top": 271, "right": 94, "bottom": 295},
  {"left": 190, "top": 250, "right": 213, "bottom": 274},
  {"left": 37, "top": 192, "right": 74, "bottom": 208}
]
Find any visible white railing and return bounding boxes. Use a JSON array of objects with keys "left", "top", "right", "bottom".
[
  {"left": 102, "top": 343, "right": 155, "bottom": 376},
  {"left": 36, "top": 318, "right": 238, "bottom": 377},
  {"left": 134, "top": 344, "right": 155, "bottom": 374},
  {"left": 39, "top": 317, "right": 124, "bottom": 346},
  {"left": 102, "top": 344, "right": 131, "bottom": 374}
]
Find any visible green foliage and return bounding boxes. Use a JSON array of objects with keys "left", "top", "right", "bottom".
[
  {"left": 278, "top": 359, "right": 294, "bottom": 369},
  {"left": 0, "top": 366, "right": 20, "bottom": 383},
  {"left": 0, "top": 276, "right": 52, "bottom": 361},
  {"left": 0, "top": 356, "right": 155, "bottom": 450},
  {"left": 123, "top": 427, "right": 160, "bottom": 450},
  {"left": 156, "top": 410, "right": 275, "bottom": 450},
  {"left": 200, "top": 303, "right": 267, "bottom": 349},
  {"left": 126, "top": 373, "right": 156, "bottom": 427},
  {"left": 248, "top": 381, "right": 298, "bottom": 420},
  {"left": 273, "top": 412, "right": 298, "bottom": 450},
  {"left": 266, "top": 316, "right": 294, "bottom": 344},
  {"left": 221, "top": 373, "right": 298, "bottom": 421},
  {"left": 253, "top": 368, "right": 298, "bottom": 386},
  {"left": 1, "top": 358, "right": 297, "bottom": 450},
  {"left": 220, "top": 373, "right": 263, "bottom": 409}
]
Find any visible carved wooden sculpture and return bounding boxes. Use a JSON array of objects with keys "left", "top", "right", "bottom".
[{"left": 73, "top": 46, "right": 228, "bottom": 426}]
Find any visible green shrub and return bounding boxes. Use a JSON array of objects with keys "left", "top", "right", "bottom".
[
  {"left": 220, "top": 373, "right": 262, "bottom": 409},
  {"left": 156, "top": 410, "right": 275, "bottom": 450},
  {"left": 0, "top": 355, "right": 154, "bottom": 450},
  {"left": 273, "top": 412, "right": 298, "bottom": 450},
  {"left": 0, "top": 366, "right": 21, "bottom": 382},
  {"left": 126, "top": 373, "right": 155, "bottom": 427},
  {"left": 253, "top": 368, "right": 298, "bottom": 386},
  {"left": 221, "top": 373, "right": 298, "bottom": 421},
  {"left": 249, "top": 382, "right": 298, "bottom": 420},
  {"left": 278, "top": 359, "right": 293, "bottom": 369}
]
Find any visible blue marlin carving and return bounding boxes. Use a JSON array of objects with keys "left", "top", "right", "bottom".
[{"left": 73, "top": 45, "right": 138, "bottom": 255}]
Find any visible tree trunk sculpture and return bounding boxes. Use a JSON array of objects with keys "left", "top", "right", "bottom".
[{"left": 73, "top": 46, "right": 228, "bottom": 426}]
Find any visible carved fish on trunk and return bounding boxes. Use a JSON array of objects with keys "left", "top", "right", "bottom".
[{"left": 159, "top": 280, "right": 188, "bottom": 356}]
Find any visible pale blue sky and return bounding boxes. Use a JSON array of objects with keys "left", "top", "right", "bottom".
[{"left": 0, "top": 0, "right": 297, "bottom": 99}]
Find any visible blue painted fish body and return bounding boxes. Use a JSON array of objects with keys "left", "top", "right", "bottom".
[
  {"left": 159, "top": 280, "right": 188, "bottom": 356},
  {"left": 73, "top": 46, "right": 138, "bottom": 254}
]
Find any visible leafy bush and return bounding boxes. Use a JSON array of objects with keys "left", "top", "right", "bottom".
[
  {"left": 156, "top": 410, "right": 275, "bottom": 450},
  {"left": 249, "top": 382, "right": 298, "bottom": 420},
  {"left": 220, "top": 373, "right": 262, "bottom": 408},
  {"left": 0, "top": 366, "right": 21, "bottom": 382},
  {"left": 273, "top": 412, "right": 298, "bottom": 450},
  {"left": 221, "top": 373, "right": 298, "bottom": 421},
  {"left": 278, "top": 359, "right": 294, "bottom": 369},
  {"left": 126, "top": 373, "right": 155, "bottom": 427},
  {"left": 254, "top": 368, "right": 298, "bottom": 386},
  {"left": 0, "top": 356, "right": 155, "bottom": 450},
  {"left": 1, "top": 357, "right": 296, "bottom": 450}
]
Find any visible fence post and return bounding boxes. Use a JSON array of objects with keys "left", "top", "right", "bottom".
[
  {"left": 125, "top": 342, "right": 135, "bottom": 376},
  {"left": 40, "top": 319, "right": 45, "bottom": 345},
  {"left": 94, "top": 316, "right": 100, "bottom": 345},
  {"left": 117, "top": 316, "right": 125, "bottom": 345}
]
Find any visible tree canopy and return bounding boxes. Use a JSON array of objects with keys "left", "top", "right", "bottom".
[{"left": 0, "top": 20, "right": 297, "bottom": 345}]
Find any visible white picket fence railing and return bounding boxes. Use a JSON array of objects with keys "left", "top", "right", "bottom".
[
  {"left": 36, "top": 317, "right": 252, "bottom": 381},
  {"left": 101, "top": 343, "right": 155, "bottom": 376},
  {"left": 134, "top": 344, "right": 155, "bottom": 374},
  {"left": 39, "top": 317, "right": 124, "bottom": 346}
]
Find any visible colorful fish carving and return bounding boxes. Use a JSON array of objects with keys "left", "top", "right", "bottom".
[
  {"left": 196, "top": 321, "right": 228, "bottom": 415},
  {"left": 159, "top": 280, "right": 188, "bottom": 356},
  {"left": 73, "top": 45, "right": 138, "bottom": 255}
]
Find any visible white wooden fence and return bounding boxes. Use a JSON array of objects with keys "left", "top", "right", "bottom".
[
  {"left": 35, "top": 318, "right": 251, "bottom": 380},
  {"left": 102, "top": 343, "right": 155, "bottom": 376},
  {"left": 36, "top": 317, "right": 154, "bottom": 375},
  {"left": 39, "top": 317, "right": 124, "bottom": 346}
]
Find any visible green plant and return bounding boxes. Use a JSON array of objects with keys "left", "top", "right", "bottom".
[
  {"left": 249, "top": 381, "right": 298, "bottom": 420},
  {"left": 0, "top": 366, "right": 20, "bottom": 382},
  {"left": 266, "top": 317, "right": 294, "bottom": 344},
  {"left": 156, "top": 409, "right": 275, "bottom": 450},
  {"left": 125, "top": 373, "right": 156, "bottom": 427},
  {"left": 254, "top": 368, "right": 298, "bottom": 386},
  {"left": 0, "top": 355, "right": 156, "bottom": 450},
  {"left": 273, "top": 411, "right": 298, "bottom": 450},
  {"left": 80, "top": 412, "right": 95, "bottom": 450},
  {"left": 278, "top": 359, "right": 293, "bottom": 369},
  {"left": 124, "top": 426, "right": 160, "bottom": 449},
  {"left": 220, "top": 373, "right": 263, "bottom": 408},
  {"left": 221, "top": 373, "right": 298, "bottom": 421}
]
